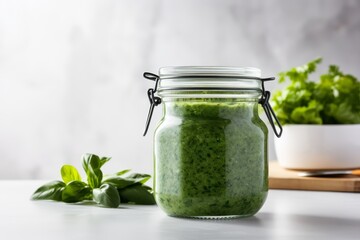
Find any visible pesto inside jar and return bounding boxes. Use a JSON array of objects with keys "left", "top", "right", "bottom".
[{"left": 154, "top": 99, "right": 268, "bottom": 218}]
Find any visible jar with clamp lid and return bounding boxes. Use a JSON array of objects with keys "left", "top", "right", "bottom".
[{"left": 143, "top": 67, "right": 282, "bottom": 219}]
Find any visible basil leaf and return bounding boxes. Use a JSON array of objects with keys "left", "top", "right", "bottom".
[
  {"left": 31, "top": 180, "right": 65, "bottom": 201},
  {"left": 102, "top": 176, "right": 136, "bottom": 189},
  {"left": 93, "top": 184, "right": 120, "bottom": 208},
  {"left": 61, "top": 165, "right": 82, "bottom": 184},
  {"left": 82, "top": 153, "right": 103, "bottom": 188},
  {"left": 102, "top": 169, "right": 131, "bottom": 182},
  {"left": 99, "top": 157, "right": 111, "bottom": 168},
  {"left": 118, "top": 184, "right": 156, "bottom": 205},
  {"left": 62, "top": 181, "right": 92, "bottom": 203},
  {"left": 125, "top": 173, "right": 151, "bottom": 184},
  {"left": 115, "top": 169, "right": 131, "bottom": 176},
  {"left": 103, "top": 173, "right": 151, "bottom": 189}
]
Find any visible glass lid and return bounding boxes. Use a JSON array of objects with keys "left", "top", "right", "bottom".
[
  {"left": 158, "top": 66, "right": 263, "bottom": 91},
  {"left": 159, "top": 66, "right": 261, "bottom": 79}
]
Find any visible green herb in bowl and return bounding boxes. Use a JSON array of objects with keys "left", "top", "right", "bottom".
[
  {"left": 271, "top": 59, "right": 360, "bottom": 170},
  {"left": 271, "top": 58, "right": 360, "bottom": 125}
]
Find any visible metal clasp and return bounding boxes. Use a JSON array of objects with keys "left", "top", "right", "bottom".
[
  {"left": 142, "top": 73, "right": 282, "bottom": 138},
  {"left": 259, "top": 77, "right": 283, "bottom": 138},
  {"left": 143, "top": 72, "right": 161, "bottom": 136}
]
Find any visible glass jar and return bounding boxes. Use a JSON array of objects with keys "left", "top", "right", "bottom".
[{"left": 143, "top": 67, "right": 282, "bottom": 219}]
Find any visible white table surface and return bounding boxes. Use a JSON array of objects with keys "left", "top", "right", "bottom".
[{"left": 1, "top": 181, "right": 359, "bottom": 240}]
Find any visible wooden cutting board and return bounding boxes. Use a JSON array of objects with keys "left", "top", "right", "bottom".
[{"left": 269, "top": 161, "right": 360, "bottom": 192}]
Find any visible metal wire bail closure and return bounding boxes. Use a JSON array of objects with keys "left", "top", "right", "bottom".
[
  {"left": 259, "top": 78, "right": 283, "bottom": 138},
  {"left": 142, "top": 72, "right": 283, "bottom": 138},
  {"left": 143, "top": 72, "right": 161, "bottom": 136}
]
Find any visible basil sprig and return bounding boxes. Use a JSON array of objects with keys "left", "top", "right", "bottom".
[{"left": 31, "top": 153, "right": 156, "bottom": 208}]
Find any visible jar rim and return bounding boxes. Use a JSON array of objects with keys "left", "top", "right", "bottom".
[
  {"left": 157, "top": 66, "right": 263, "bottom": 93},
  {"left": 159, "top": 66, "right": 261, "bottom": 79}
]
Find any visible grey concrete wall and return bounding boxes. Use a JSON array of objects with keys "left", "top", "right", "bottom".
[{"left": 0, "top": 0, "right": 359, "bottom": 179}]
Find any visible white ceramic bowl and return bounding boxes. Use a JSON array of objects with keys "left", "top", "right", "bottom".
[{"left": 274, "top": 124, "right": 360, "bottom": 170}]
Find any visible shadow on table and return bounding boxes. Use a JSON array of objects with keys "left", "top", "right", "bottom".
[
  {"left": 216, "top": 212, "right": 360, "bottom": 229},
  {"left": 155, "top": 212, "right": 360, "bottom": 239}
]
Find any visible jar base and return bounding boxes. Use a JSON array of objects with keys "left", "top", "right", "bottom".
[{"left": 169, "top": 214, "right": 254, "bottom": 220}]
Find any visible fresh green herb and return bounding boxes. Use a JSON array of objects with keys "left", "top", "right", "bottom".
[
  {"left": 118, "top": 184, "right": 156, "bottom": 205},
  {"left": 62, "top": 180, "right": 92, "bottom": 203},
  {"left": 31, "top": 180, "right": 65, "bottom": 201},
  {"left": 61, "top": 165, "right": 82, "bottom": 183},
  {"left": 31, "top": 154, "right": 155, "bottom": 208},
  {"left": 82, "top": 154, "right": 103, "bottom": 189},
  {"left": 93, "top": 184, "right": 120, "bottom": 208},
  {"left": 271, "top": 58, "right": 360, "bottom": 124}
]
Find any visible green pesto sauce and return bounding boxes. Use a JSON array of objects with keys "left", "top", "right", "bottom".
[{"left": 154, "top": 99, "right": 268, "bottom": 218}]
